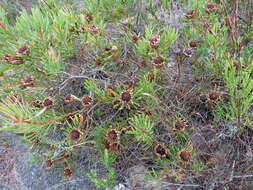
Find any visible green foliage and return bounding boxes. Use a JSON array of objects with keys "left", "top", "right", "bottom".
[
  {"left": 135, "top": 25, "right": 178, "bottom": 59},
  {"left": 128, "top": 114, "right": 154, "bottom": 143},
  {"left": 0, "top": 0, "right": 252, "bottom": 188},
  {"left": 0, "top": 1, "right": 77, "bottom": 75},
  {"left": 87, "top": 149, "right": 116, "bottom": 189},
  {"left": 221, "top": 60, "right": 253, "bottom": 127},
  {"left": 0, "top": 99, "right": 54, "bottom": 134},
  {"left": 87, "top": 167, "right": 116, "bottom": 189}
]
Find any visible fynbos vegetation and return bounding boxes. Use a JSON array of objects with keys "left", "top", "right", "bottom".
[{"left": 0, "top": 0, "right": 252, "bottom": 189}]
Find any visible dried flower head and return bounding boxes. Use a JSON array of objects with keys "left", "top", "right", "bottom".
[
  {"left": 33, "top": 99, "right": 43, "bottom": 107},
  {"left": 120, "top": 90, "right": 132, "bottom": 104},
  {"left": 149, "top": 35, "right": 160, "bottom": 48},
  {"left": 88, "top": 23, "right": 99, "bottom": 34},
  {"left": 21, "top": 75, "right": 35, "bottom": 86},
  {"left": 9, "top": 56, "right": 24, "bottom": 65},
  {"left": 179, "top": 150, "right": 191, "bottom": 163},
  {"left": 154, "top": 144, "right": 167, "bottom": 158},
  {"left": 1, "top": 53, "right": 11, "bottom": 62},
  {"left": 131, "top": 34, "right": 140, "bottom": 43},
  {"left": 138, "top": 60, "right": 147, "bottom": 67},
  {"left": 185, "top": 10, "right": 196, "bottom": 19},
  {"left": 43, "top": 97, "right": 53, "bottom": 108},
  {"left": 16, "top": 45, "right": 30, "bottom": 55},
  {"left": 103, "top": 139, "right": 111, "bottom": 150},
  {"left": 81, "top": 95, "right": 93, "bottom": 107},
  {"left": 188, "top": 40, "right": 200, "bottom": 48},
  {"left": 126, "top": 81, "right": 134, "bottom": 89},
  {"left": 64, "top": 167, "right": 73, "bottom": 177},
  {"left": 207, "top": 92, "right": 220, "bottom": 102},
  {"left": 7, "top": 93, "right": 20, "bottom": 103},
  {"left": 62, "top": 152, "right": 71, "bottom": 159},
  {"left": 80, "top": 12, "right": 94, "bottom": 22},
  {"left": 44, "top": 159, "right": 54, "bottom": 169},
  {"left": 204, "top": 3, "right": 217, "bottom": 13},
  {"left": 106, "top": 129, "right": 120, "bottom": 143},
  {"left": 173, "top": 119, "right": 188, "bottom": 131},
  {"left": 109, "top": 142, "right": 121, "bottom": 153},
  {"left": 69, "top": 128, "right": 83, "bottom": 141},
  {"left": 151, "top": 56, "right": 165, "bottom": 67},
  {"left": 64, "top": 94, "right": 75, "bottom": 103}
]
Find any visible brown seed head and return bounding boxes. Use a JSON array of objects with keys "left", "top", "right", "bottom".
[
  {"left": 109, "top": 142, "right": 121, "bottom": 153},
  {"left": 21, "top": 75, "right": 35, "bottom": 86},
  {"left": 188, "top": 40, "right": 199, "bottom": 48},
  {"left": 131, "top": 34, "right": 139, "bottom": 43},
  {"left": 81, "top": 95, "right": 93, "bottom": 106},
  {"left": 154, "top": 144, "right": 167, "bottom": 158},
  {"left": 207, "top": 92, "right": 220, "bottom": 102},
  {"left": 179, "top": 150, "right": 191, "bottom": 162},
  {"left": 62, "top": 152, "right": 71, "bottom": 159},
  {"left": 64, "top": 94, "right": 75, "bottom": 103},
  {"left": 103, "top": 139, "right": 111, "bottom": 150},
  {"left": 16, "top": 45, "right": 30, "bottom": 55},
  {"left": 33, "top": 99, "right": 43, "bottom": 107},
  {"left": 9, "top": 56, "right": 24, "bottom": 65},
  {"left": 44, "top": 159, "right": 54, "bottom": 169},
  {"left": 173, "top": 119, "right": 187, "bottom": 131},
  {"left": 204, "top": 3, "right": 217, "bottom": 13},
  {"left": 126, "top": 81, "right": 134, "bottom": 89},
  {"left": 69, "top": 128, "right": 82, "bottom": 141},
  {"left": 120, "top": 90, "right": 132, "bottom": 104},
  {"left": 151, "top": 56, "right": 165, "bottom": 67},
  {"left": 81, "top": 12, "right": 94, "bottom": 22},
  {"left": 43, "top": 97, "right": 53, "bottom": 108},
  {"left": 139, "top": 60, "right": 148, "bottom": 67},
  {"left": 185, "top": 10, "right": 196, "bottom": 19},
  {"left": 88, "top": 24, "right": 99, "bottom": 34},
  {"left": 64, "top": 167, "right": 73, "bottom": 177},
  {"left": 1, "top": 53, "right": 12, "bottom": 62},
  {"left": 149, "top": 35, "right": 160, "bottom": 48},
  {"left": 106, "top": 129, "right": 120, "bottom": 143}
]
